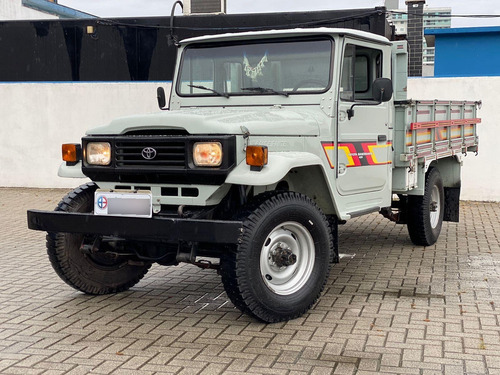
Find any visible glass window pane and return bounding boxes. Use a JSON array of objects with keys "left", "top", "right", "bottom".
[
  {"left": 177, "top": 38, "right": 333, "bottom": 97},
  {"left": 354, "top": 55, "right": 369, "bottom": 93},
  {"left": 340, "top": 44, "right": 383, "bottom": 102},
  {"left": 179, "top": 56, "right": 214, "bottom": 93},
  {"left": 340, "top": 44, "right": 355, "bottom": 101}
]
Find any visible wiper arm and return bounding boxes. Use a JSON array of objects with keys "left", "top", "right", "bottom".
[
  {"left": 241, "top": 87, "right": 289, "bottom": 97},
  {"left": 188, "top": 84, "right": 229, "bottom": 98}
]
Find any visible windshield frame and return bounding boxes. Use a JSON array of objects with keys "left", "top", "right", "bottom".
[{"left": 175, "top": 35, "right": 334, "bottom": 98}]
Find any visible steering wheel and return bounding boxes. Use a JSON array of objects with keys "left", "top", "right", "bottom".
[{"left": 292, "top": 79, "right": 327, "bottom": 92}]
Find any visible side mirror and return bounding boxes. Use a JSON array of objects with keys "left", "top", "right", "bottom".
[
  {"left": 372, "top": 78, "right": 393, "bottom": 103},
  {"left": 157, "top": 87, "right": 168, "bottom": 110},
  {"left": 347, "top": 78, "right": 393, "bottom": 120}
]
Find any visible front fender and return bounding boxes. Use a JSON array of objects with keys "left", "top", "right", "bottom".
[
  {"left": 225, "top": 152, "right": 323, "bottom": 186},
  {"left": 58, "top": 162, "right": 87, "bottom": 178}
]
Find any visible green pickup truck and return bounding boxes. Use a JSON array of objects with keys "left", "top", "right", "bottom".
[{"left": 28, "top": 28, "right": 480, "bottom": 322}]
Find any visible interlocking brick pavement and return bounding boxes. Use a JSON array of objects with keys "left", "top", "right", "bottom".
[{"left": 1, "top": 187, "right": 500, "bottom": 374}]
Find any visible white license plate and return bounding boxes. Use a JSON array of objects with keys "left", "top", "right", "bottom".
[{"left": 94, "top": 190, "right": 152, "bottom": 218}]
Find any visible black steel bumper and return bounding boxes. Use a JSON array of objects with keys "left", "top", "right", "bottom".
[{"left": 27, "top": 210, "right": 243, "bottom": 244}]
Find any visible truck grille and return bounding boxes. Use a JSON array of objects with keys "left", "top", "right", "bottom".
[
  {"left": 115, "top": 139, "right": 186, "bottom": 168},
  {"left": 82, "top": 135, "right": 236, "bottom": 185}
]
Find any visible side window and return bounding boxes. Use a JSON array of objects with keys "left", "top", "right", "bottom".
[
  {"left": 340, "top": 44, "right": 383, "bottom": 102},
  {"left": 340, "top": 45, "right": 354, "bottom": 101}
]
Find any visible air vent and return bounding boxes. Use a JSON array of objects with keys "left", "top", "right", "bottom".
[
  {"left": 184, "top": 0, "right": 226, "bottom": 14},
  {"left": 124, "top": 129, "right": 189, "bottom": 136}
]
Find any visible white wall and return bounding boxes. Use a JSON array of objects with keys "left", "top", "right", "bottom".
[
  {"left": 0, "top": 78, "right": 497, "bottom": 201},
  {"left": 407, "top": 77, "right": 497, "bottom": 201},
  {"left": 0, "top": 82, "right": 165, "bottom": 188},
  {"left": 0, "top": 0, "right": 57, "bottom": 20}
]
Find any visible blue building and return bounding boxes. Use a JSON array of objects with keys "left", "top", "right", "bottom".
[{"left": 425, "top": 27, "right": 500, "bottom": 77}]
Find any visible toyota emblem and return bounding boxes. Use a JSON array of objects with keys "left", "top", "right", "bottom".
[{"left": 142, "top": 147, "right": 157, "bottom": 160}]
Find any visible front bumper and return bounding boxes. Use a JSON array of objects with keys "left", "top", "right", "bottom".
[{"left": 27, "top": 210, "right": 243, "bottom": 244}]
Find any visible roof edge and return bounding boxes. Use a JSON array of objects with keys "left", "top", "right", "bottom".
[
  {"left": 425, "top": 26, "right": 500, "bottom": 35},
  {"left": 180, "top": 27, "right": 391, "bottom": 46}
]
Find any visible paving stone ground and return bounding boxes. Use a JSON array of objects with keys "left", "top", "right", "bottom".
[{"left": 1, "top": 187, "right": 500, "bottom": 375}]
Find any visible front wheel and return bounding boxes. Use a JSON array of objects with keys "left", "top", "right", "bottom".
[
  {"left": 46, "top": 183, "right": 151, "bottom": 295},
  {"left": 407, "top": 168, "right": 445, "bottom": 246},
  {"left": 220, "top": 192, "right": 333, "bottom": 323}
]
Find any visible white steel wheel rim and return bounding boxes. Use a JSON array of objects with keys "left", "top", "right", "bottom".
[
  {"left": 430, "top": 185, "right": 441, "bottom": 229},
  {"left": 259, "top": 221, "right": 315, "bottom": 296}
]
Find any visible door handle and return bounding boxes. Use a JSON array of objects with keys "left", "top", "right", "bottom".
[{"left": 378, "top": 134, "right": 387, "bottom": 142}]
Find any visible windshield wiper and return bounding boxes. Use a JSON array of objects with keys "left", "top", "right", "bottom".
[
  {"left": 241, "top": 87, "right": 289, "bottom": 97},
  {"left": 188, "top": 84, "right": 229, "bottom": 98}
]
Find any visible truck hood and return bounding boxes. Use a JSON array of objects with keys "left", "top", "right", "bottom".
[{"left": 86, "top": 107, "right": 322, "bottom": 136}]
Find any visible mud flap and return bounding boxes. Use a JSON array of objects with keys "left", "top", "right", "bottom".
[
  {"left": 328, "top": 215, "right": 340, "bottom": 263},
  {"left": 444, "top": 187, "right": 460, "bottom": 222}
]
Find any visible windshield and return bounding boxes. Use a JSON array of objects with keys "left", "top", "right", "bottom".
[{"left": 177, "top": 37, "right": 333, "bottom": 97}]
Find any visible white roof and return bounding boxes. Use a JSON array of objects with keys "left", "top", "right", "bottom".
[{"left": 180, "top": 27, "right": 391, "bottom": 46}]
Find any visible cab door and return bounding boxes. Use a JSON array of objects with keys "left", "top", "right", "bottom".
[{"left": 336, "top": 40, "right": 392, "bottom": 196}]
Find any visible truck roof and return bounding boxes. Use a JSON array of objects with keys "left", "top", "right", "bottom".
[{"left": 180, "top": 27, "right": 392, "bottom": 46}]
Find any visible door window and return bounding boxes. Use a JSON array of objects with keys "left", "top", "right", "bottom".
[{"left": 340, "top": 44, "right": 382, "bottom": 102}]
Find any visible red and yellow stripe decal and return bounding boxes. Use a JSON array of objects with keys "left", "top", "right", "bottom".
[
  {"left": 321, "top": 141, "right": 392, "bottom": 169},
  {"left": 322, "top": 142, "right": 335, "bottom": 168}
]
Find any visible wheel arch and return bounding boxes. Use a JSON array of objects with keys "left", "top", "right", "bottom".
[
  {"left": 278, "top": 165, "right": 337, "bottom": 215},
  {"left": 225, "top": 151, "right": 323, "bottom": 186},
  {"left": 427, "top": 156, "right": 462, "bottom": 188},
  {"left": 226, "top": 152, "right": 337, "bottom": 216},
  {"left": 409, "top": 156, "right": 462, "bottom": 197}
]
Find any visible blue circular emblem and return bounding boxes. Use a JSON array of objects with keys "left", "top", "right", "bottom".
[{"left": 97, "top": 196, "right": 108, "bottom": 209}]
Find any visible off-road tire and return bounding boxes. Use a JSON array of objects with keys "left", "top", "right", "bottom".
[
  {"left": 220, "top": 192, "right": 333, "bottom": 323},
  {"left": 407, "top": 168, "right": 445, "bottom": 246},
  {"left": 46, "top": 183, "right": 151, "bottom": 294}
]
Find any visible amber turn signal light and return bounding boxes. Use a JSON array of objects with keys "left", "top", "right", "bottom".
[
  {"left": 246, "top": 145, "right": 268, "bottom": 171},
  {"left": 62, "top": 144, "right": 81, "bottom": 163}
]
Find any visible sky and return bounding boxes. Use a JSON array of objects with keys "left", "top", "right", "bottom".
[{"left": 57, "top": 0, "right": 500, "bottom": 28}]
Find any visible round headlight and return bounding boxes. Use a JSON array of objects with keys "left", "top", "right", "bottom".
[
  {"left": 193, "top": 142, "right": 222, "bottom": 167},
  {"left": 86, "top": 142, "right": 111, "bottom": 166}
]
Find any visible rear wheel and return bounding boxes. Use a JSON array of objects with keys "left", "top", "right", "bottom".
[
  {"left": 46, "top": 183, "right": 151, "bottom": 295},
  {"left": 220, "top": 192, "right": 333, "bottom": 323},
  {"left": 407, "top": 168, "right": 444, "bottom": 246}
]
